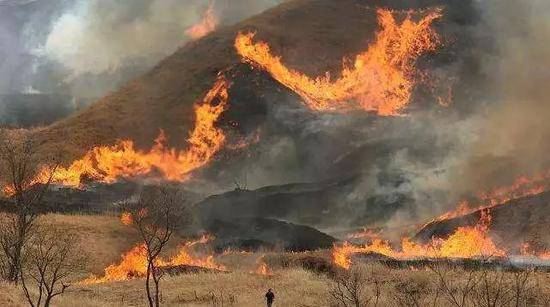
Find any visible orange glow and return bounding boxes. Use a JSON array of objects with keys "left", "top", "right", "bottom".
[
  {"left": 82, "top": 244, "right": 149, "bottom": 284},
  {"left": 235, "top": 8, "right": 442, "bottom": 115},
  {"left": 520, "top": 243, "right": 550, "bottom": 260},
  {"left": 249, "top": 256, "right": 273, "bottom": 276},
  {"left": 226, "top": 129, "right": 261, "bottom": 150},
  {"left": 185, "top": 2, "right": 218, "bottom": 40},
  {"left": 424, "top": 170, "right": 550, "bottom": 228},
  {"left": 3, "top": 77, "right": 229, "bottom": 196},
  {"left": 120, "top": 212, "right": 133, "bottom": 226},
  {"left": 82, "top": 235, "right": 225, "bottom": 284},
  {"left": 333, "top": 212, "right": 506, "bottom": 269},
  {"left": 436, "top": 84, "right": 453, "bottom": 107},
  {"left": 253, "top": 261, "right": 272, "bottom": 276},
  {"left": 479, "top": 171, "right": 550, "bottom": 207},
  {"left": 333, "top": 238, "right": 394, "bottom": 269},
  {"left": 166, "top": 234, "right": 226, "bottom": 271}
]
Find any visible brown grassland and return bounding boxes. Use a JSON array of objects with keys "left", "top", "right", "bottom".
[{"left": 0, "top": 213, "right": 549, "bottom": 306}]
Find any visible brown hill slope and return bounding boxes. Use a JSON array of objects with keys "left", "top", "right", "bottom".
[
  {"left": 32, "top": 0, "right": 481, "bottom": 161},
  {"left": 415, "top": 191, "right": 550, "bottom": 252}
]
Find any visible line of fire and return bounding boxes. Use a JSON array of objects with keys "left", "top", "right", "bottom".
[{"left": 1, "top": 1, "right": 549, "bottom": 306}]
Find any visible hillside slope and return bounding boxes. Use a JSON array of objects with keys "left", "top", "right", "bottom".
[
  {"left": 32, "top": 0, "right": 481, "bottom": 162},
  {"left": 415, "top": 191, "right": 550, "bottom": 251}
]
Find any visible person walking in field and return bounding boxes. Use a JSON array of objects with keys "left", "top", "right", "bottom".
[{"left": 265, "top": 288, "right": 275, "bottom": 307}]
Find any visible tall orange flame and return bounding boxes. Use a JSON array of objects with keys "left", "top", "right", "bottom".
[
  {"left": 235, "top": 8, "right": 442, "bottom": 115},
  {"left": 3, "top": 77, "right": 229, "bottom": 196},
  {"left": 185, "top": 2, "right": 218, "bottom": 40}
]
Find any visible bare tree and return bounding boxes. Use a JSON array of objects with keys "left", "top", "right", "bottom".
[
  {"left": 470, "top": 268, "right": 513, "bottom": 307},
  {"left": 123, "top": 185, "right": 192, "bottom": 307},
  {"left": 0, "top": 132, "right": 59, "bottom": 282},
  {"left": 510, "top": 270, "right": 537, "bottom": 307},
  {"left": 329, "top": 264, "right": 381, "bottom": 307},
  {"left": 390, "top": 274, "right": 435, "bottom": 307},
  {"left": 428, "top": 263, "right": 479, "bottom": 307},
  {"left": 19, "top": 223, "right": 86, "bottom": 307}
]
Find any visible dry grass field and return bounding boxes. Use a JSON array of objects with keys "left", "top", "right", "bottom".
[{"left": 0, "top": 213, "right": 549, "bottom": 306}]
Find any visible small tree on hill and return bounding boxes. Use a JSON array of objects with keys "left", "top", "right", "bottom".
[{"left": 123, "top": 185, "right": 192, "bottom": 307}]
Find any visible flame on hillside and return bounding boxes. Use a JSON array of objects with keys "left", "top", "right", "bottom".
[
  {"left": 82, "top": 235, "right": 225, "bottom": 284},
  {"left": 424, "top": 170, "right": 550, "bottom": 227},
  {"left": 3, "top": 77, "right": 230, "bottom": 196},
  {"left": 186, "top": 2, "right": 218, "bottom": 40},
  {"left": 235, "top": 8, "right": 442, "bottom": 115},
  {"left": 336, "top": 189, "right": 550, "bottom": 270},
  {"left": 333, "top": 211, "right": 506, "bottom": 269}
]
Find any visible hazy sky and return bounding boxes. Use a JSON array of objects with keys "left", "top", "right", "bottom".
[{"left": 0, "top": 0, "right": 282, "bottom": 100}]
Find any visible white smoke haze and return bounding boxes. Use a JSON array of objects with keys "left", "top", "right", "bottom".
[
  {"left": 39, "top": 0, "right": 209, "bottom": 76},
  {"left": 444, "top": 0, "right": 550, "bottom": 193},
  {"left": 39, "top": 0, "right": 284, "bottom": 77},
  {"left": 0, "top": 0, "right": 284, "bottom": 125}
]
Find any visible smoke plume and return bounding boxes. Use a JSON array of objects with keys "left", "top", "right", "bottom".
[
  {"left": 384, "top": 0, "right": 550, "bottom": 222},
  {"left": 0, "top": 0, "right": 284, "bottom": 125}
]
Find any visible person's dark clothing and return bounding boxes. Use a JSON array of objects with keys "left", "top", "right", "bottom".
[{"left": 265, "top": 290, "right": 275, "bottom": 307}]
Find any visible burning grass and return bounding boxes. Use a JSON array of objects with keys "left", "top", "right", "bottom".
[
  {"left": 2, "top": 77, "right": 230, "bottom": 196},
  {"left": 1, "top": 212, "right": 549, "bottom": 306},
  {"left": 333, "top": 211, "right": 509, "bottom": 269},
  {"left": 424, "top": 170, "right": 550, "bottom": 227},
  {"left": 0, "top": 7, "right": 447, "bottom": 196},
  {"left": 330, "top": 172, "right": 550, "bottom": 270},
  {"left": 235, "top": 8, "right": 442, "bottom": 116},
  {"left": 81, "top": 235, "right": 226, "bottom": 284}
]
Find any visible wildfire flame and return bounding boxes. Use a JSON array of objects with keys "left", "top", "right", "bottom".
[
  {"left": 424, "top": 170, "right": 550, "bottom": 227},
  {"left": 3, "top": 77, "right": 230, "bottom": 196},
  {"left": 520, "top": 243, "right": 550, "bottom": 260},
  {"left": 254, "top": 261, "right": 272, "bottom": 276},
  {"left": 82, "top": 235, "right": 225, "bottom": 284},
  {"left": 120, "top": 212, "right": 133, "bottom": 226},
  {"left": 333, "top": 211, "right": 506, "bottom": 269},
  {"left": 185, "top": 2, "right": 218, "bottom": 40},
  {"left": 250, "top": 255, "right": 273, "bottom": 276},
  {"left": 235, "top": 8, "right": 442, "bottom": 115}
]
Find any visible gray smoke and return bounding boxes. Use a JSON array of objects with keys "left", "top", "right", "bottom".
[
  {"left": 442, "top": 0, "right": 550, "bottom": 196},
  {"left": 0, "top": 0, "right": 284, "bottom": 126},
  {"left": 383, "top": 0, "right": 550, "bottom": 224}
]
